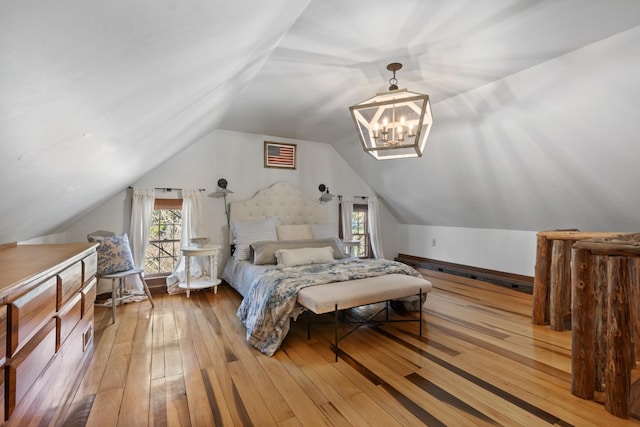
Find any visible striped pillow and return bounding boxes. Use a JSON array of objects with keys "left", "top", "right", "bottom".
[{"left": 232, "top": 217, "right": 279, "bottom": 260}]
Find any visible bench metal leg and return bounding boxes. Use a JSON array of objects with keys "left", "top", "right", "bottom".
[
  {"left": 419, "top": 288, "right": 423, "bottom": 337},
  {"left": 306, "top": 291, "right": 425, "bottom": 363},
  {"left": 335, "top": 304, "right": 339, "bottom": 362}
]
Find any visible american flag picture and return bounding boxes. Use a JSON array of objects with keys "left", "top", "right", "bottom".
[{"left": 264, "top": 142, "right": 296, "bottom": 169}]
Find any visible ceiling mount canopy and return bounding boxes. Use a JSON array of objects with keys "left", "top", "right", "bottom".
[{"left": 349, "top": 62, "right": 433, "bottom": 160}]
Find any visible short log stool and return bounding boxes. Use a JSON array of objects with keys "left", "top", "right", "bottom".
[
  {"left": 571, "top": 233, "right": 640, "bottom": 418},
  {"left": 532, "top": 230, "right": 625, "bottom": 331}
]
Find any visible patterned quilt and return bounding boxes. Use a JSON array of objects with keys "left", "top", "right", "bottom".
[{"left": 237, "top": 258, "right": 422, "bottom": 356}]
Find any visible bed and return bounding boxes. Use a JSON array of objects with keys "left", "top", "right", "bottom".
[{"left": 221, "top": 182, "right": 432, "bottom": 357}]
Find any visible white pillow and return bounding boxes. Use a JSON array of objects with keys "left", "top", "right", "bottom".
[
  {"left": 274, "top": 246, "right": 334, "bottom": 267},
  {"left": 232, "top": 217, "right": 279, "bottom": 260},
  {"left": 277, "top": 224, "right": 313, "bottom": 240},
  {"left": 311, "top": 223, "right": 339, "bottom": 239}
]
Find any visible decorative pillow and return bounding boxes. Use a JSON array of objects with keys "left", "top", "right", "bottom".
[
  {"left": 88, "top": 233, "right": 135, "bottom": 275},
  {"left": 251, "top": 238, "right": 348, "bottom": 265},
  {"left": 277, "top": 224, "right": 313, "bottom": 241},
  {"left": 311, "top": 223, "right": 339, "bottom": 239},
  {"left": 232, "top": 217, "right": 279, "bottom": 261},
  {"left": 274, "top": 246, "right": 334, "bottom": 267}
]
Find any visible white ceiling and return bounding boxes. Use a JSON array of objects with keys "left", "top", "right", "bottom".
[
  {"left": 220, "top": 0, "right": 640, "bottom": 144},
  {"left": 2, "top": 0, "right": 640, "bottom": 244}
]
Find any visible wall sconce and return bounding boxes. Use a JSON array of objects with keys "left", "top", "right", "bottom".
[
  {"left": 318, "top": 184, "right": 335, "bottom": 203},
  {"left": 208, "top": 178, "right": 234, "bottom": 226}
]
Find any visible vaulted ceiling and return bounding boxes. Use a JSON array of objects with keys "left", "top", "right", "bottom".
[{"left": 2, "top": 0, "right": 640, "bottom": 244}]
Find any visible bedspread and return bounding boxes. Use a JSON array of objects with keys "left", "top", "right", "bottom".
[{"left": 237, "top": 258, "right": 422, "bottom": 356}]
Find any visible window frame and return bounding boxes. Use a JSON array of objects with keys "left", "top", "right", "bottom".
[
  {"left": 145, "top": 198, "right": 183, "bottom": 277},
  {"left": 351, "top": 203, "right": 372, "bottom": 258},
  {"left": 338, "top": 201, "right": 373, "bottom": 258}
]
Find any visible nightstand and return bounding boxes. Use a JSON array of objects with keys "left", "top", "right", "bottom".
[
  {"left": 340, "top": 239, "right": 360, "bottom": 256},
  {"left": 179, "top": 245, "right": 221, "bottom": 297}
]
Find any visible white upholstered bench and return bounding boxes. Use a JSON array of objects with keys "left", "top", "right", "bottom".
[{"left": 297, "top": 274, "right": 432, "bottom": 361}]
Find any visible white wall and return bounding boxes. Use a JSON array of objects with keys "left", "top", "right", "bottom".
[
  {"left": 63, "top": 129, "right": 400, "bottom": 268},
  {"left": 397, "top": 224, "right": 537, "bottom": 276},
  {"left": 19, "top": 232, "right": 67, "bottom": 244},
  {"left": 55, "top": 127, "right": 540, "bottom": 277}
]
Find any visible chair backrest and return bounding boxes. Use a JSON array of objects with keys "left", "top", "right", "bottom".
[{"left": 87, "top": 230, "right": 115, "bottom": 241}]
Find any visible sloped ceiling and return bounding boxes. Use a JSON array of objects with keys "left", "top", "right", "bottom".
[{"left": 2, "top": 1, "right": 640, "bottom": 244}]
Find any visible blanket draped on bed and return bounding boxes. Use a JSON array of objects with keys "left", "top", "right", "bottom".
[{"left": 237, "top": 258, "right": 422, "bottom": 356}]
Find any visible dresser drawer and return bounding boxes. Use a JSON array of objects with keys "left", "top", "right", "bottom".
[
  {"left": 9, "top": 277, "right": 57, "bottom": 357},
  {"left": 83, "top": 252, "right": 98, "bottom": 282},
  {"left": 81, "top": 278, "right": 97, "bottom": 318},
  {"left": 6, "top": 319, "right": 57, "bottom": 418},
  {"left": 0, "top": 365, "right": 4, "bottom": 424},
  {"left": 0, "top": 305, "right": 6, "bottom": 366},
  {"left": 56, "top": 293, "right": 82, "bottom": 350},
  {"left": 57, "top": 260, "right": 83, "bottom": 311}
]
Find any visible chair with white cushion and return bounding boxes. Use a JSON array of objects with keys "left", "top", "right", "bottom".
[{"left": 87, "top": 231, "right": 154, "bottom": 323}]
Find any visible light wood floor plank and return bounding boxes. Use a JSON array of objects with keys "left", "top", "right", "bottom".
[
  {"left": 74, "top": 315, "right": 118, "bottom": 397},
  {"left": 117, "top": 311, "right": 153, "bottom": 427},
  {"left": 227, "top": 359, "right": 278, "bottom": 425},
  {"left": 309, "top": 340, "right": 428, "bottom": 427},
  {"left": 175, "top": 301, "right": 216, "bottom": 427},
  {"left": 201, "top": 366, "right": 238, "bottom": 426},
  {"left": 346, "top": 392, "right": 405, "bottom": 427},
  {"left": 85, "top": 388, "right": 123, "bottom": 427},
  {"left": 165, "top": 373, "right": 191, "bottom": 427},
  {"left": 150, "top": 297, "right": 169, "bottom": 381},
  {"left": 97, "top": 342, "right": 132, "bottom": 392},
  {"left": 149, "top": 377, "right": 168, "bottom": 427},
  {"left": 49, "top": 271, "right": 640, "bottom": 427},
  {"left": 208, "top": 292, "right": 296, "bottom": 423},
  {"left": 258, "top": 351, "right": 334, "bottom": 426}
]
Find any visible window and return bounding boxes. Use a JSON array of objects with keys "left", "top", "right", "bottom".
[
  {"left": 351, "top": 204, "right": 371, "bottom": 258},
  {"left": 339, "top": 202, "right": 372, "bottom": 258},
  {"left": 145, "top": 198, "right": 182, "bottom": 275}
]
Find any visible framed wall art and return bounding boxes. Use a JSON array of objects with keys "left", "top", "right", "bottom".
[{"left": 264, "top": 141, "right": 296, "bottom": 169}]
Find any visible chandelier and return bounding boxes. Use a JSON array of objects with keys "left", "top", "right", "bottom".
[{"left": 349, "top": 63, "right": 433, "bottom": 160}]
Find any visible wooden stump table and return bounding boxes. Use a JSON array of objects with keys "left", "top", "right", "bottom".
[
  {"left": 570, "top": 233, "right": 640, "bottom": 419},
  {"left": 532, "top": 230, "right": 625, "bottom": 331}
]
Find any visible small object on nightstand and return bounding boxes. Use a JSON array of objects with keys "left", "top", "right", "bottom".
[
  {"left": 340, "top": 240, "right": 360, "bottom": 256},
  {"left": 179, "top": 244, "right": 221, "bottom": 297},
  {"left": 189, "top": 237, "right": 210, "bottom": 247}
]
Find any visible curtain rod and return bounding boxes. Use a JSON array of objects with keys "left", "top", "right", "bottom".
[
  {"left": 128, "top": 186, "right": 206, "bottom": 192},
  {"left": 338, "top": 195, "right": 368, "bottom": 199}
]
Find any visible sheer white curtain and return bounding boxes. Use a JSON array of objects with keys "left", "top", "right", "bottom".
[
  {"left": 340, "top": 196, "right": 353, "bottom": 241},
  {"left": 167, "top": 189, "right": 204, "bottom": 294},
  {"left": 128, "top": 187, "right": 155, "bottom": 293},
  {"left": 367, "top": 196, "right": 385, "bottom": 259}
]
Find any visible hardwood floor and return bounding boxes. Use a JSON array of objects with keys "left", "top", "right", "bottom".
[{"left": 54, "top": 269, "right": 640, "bottom": 426}]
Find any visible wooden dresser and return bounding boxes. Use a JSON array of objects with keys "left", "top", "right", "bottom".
[{"left": 0, "top": 243, "right": 98, "bottom": 425}]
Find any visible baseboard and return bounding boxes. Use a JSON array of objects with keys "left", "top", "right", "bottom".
[{"left": 395, "top": 253, "right": 533, "bottom": 294}]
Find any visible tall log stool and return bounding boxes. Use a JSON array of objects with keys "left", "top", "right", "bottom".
[
  {"left": 571, "top": 233, "right": 640, "bottom": 419},
  {"left": 532, "top": 230, "right": 624, "bottom": 331}
]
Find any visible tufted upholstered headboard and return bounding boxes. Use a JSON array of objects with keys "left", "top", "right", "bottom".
[{"left": 229, "top": 182, "right": 327, "bottom": 229}]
